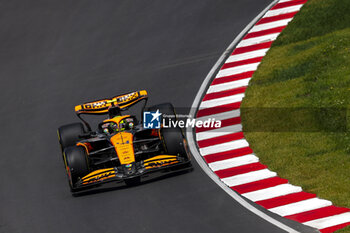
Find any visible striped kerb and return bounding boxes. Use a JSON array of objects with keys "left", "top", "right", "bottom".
[{"left": 194, "top": 0, "right": 350, "bottom": 232}]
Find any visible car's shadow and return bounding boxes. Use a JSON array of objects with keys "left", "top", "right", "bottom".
[{"left": 72, "top": 166, "right": 194, "bottom": 197}]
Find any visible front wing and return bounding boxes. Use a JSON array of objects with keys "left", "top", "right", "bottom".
[{"left": 72, "top": 155, "right": 191, "bottom": 191}]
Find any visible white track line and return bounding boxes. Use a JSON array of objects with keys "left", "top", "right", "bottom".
[
  {"left": 208, "top": 154, "right": 258, "bottom": 171},
  {"left": 196, "top": 124, "right": 242, "bottom": 141},
  {"left": 249, "top": 18, "right": 293, "bottom": 33},
  {"left": 196, "top": 109, "right": 241, "bottom": 122},
  {"left": 199, "top": 139, "right": 249, "bottom": 156},
  {"left": 269, "top": 198, "right": 333, "bottom": 217},
  {"left": 207, "top": 78, "right": 251, "bottom": 94},
  {"left": 199, "top": 93, "right": 245, "bottom": 109},
  {"left": 222, "top": 169, "right": 277, "bottom": 187},
  {"left": 264, "top": 5, "right": 303, "bottom": 17},
  {"left": 304, "top": 212, "right": 350, "bottom": 230},
  {"left": 216, "top": 63, "right": 259, "bottom": 78},
  {"left": 243, "top": 184, "right": 302, "bottom": 202},
  {"left": 226, "top": 49, "right": 269, "bottom": 63},
  {"left": 237, "top": 33, "right": 280, "bottom": 48}
]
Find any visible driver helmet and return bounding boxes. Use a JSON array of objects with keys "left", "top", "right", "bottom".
[
  {"left": 119, "top": 118, "right": 135, "bottom": 131},
  {"left": 109, "top": 122, "right": 119, "bottom": 133},
  {"left": 119, "top": 119, "right": 126, "bottom": 131}
]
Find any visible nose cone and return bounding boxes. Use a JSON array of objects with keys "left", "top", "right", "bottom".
[{"left": 110, "top": 132, "right": 135, "bottom": 165}]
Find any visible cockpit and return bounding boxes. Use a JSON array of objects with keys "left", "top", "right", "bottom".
[{"left": 99, "top": 116, "right": 137, "bottom": 135}]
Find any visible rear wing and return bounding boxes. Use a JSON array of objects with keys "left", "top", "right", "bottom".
[
  {"left": 74, "top": 90, "right": 148, "bottom": 131},
  {"left": 75, "top": 90, "right": 148, "bottom": 115}
]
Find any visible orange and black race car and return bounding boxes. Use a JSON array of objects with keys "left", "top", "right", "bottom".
[{"left": 57, "top": 90, "right": 191, "bottom": 193}]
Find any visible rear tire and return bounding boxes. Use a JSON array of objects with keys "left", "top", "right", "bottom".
[
  {"left": 58, "top": 123, "right": 85, "bottom": 151},
  {"left": 146, "top": 102, "right": 177, "bottom": 121},
  {"left": 64, "top": 146, "right": 89, "bottom": 190}
]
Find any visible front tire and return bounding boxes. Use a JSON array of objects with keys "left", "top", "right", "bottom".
[
  {"left": 148, "top": 103, "right": 189, "bottom": 160},
  {"left": 64, "top": 146, "right": 89, "bottom": 191},
  {"left": 161, "top": 127, "right": 189, "bottom": 161}
]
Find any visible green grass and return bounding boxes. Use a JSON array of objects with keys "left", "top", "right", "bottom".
[{"left": 241, "top": 0, "right": 350, "bottom": 231}]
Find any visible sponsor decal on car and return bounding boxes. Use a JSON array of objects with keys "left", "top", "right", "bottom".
[
  {"left": 117, "top": 92, "right": 138, "bottom": 103},
  {"left": 82, "top": 169, "right": 116, "bottom": 185},
  {"left": 144, "top": 155, "right": 179, "bottom": 169}
]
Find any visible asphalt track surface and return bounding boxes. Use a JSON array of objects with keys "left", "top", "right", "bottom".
[{"left": 0, "top": 1, "right": 299, "bottom": 233}]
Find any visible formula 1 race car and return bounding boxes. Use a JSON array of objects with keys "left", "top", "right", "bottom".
[{"left": 57, "top": 90, "right": 191, "bottom": 193}]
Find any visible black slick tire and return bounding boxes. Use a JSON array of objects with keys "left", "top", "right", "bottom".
[
  {"left": 58, "top": 123, "right": 85, "bottom": 150},
  {"left": 64, "top": 146, "right": 89, "bottom": 191}
]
